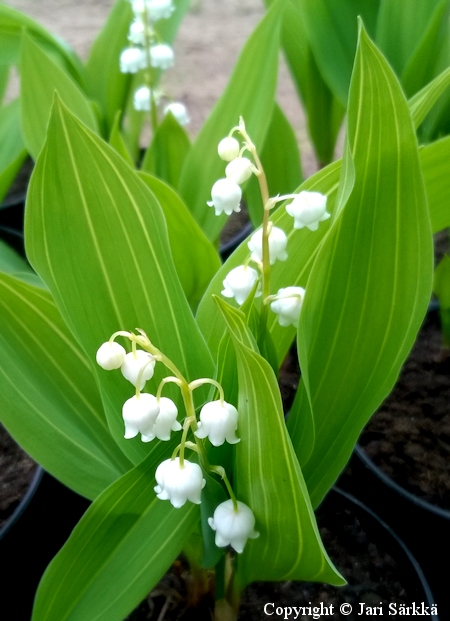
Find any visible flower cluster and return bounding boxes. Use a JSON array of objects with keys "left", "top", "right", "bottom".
[
  {"left": 120, "top": 0, "right": 189, "bottom": 124},
  {"left": 96, "top": 330, "right": 258, "bottom": 553},
  {"left": 208, "top": 119, "right": 331, "bottom": 329},
  {"left": 207, "top": 129, "right": 258, "bottom": 216}
]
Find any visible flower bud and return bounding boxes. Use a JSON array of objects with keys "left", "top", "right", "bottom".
[
  {"left": 122, "top": 393, "right": 160, "bottom": 439},
  {"left": 270, "top": 286, "right": 305, "bottom": 327},
  {"left": 164, "top": 102, "right": 190, "bottom": 125},
  {"left": 286, "top": 191, "right": 330, "bottom": 231},
  {"left": 208, "top": 500, "right": 259, "bottom": 553},
  {"left": 218, "top": 137, "right": 240, "bottom": 161},
  {"left": 207, "top": 178, "right": 242, "bottom": 216},
  {"left": 121, "top": 350, "right": 156, "bottom": 389},
  {"left": 195, "top": 400, "right": 240, "bottom": 447},
  {"left": 154, "top": 457, "right": 206, "bottom": 508},
  {"left": 222, "top": 265, "right": 261, "bottom": 305},
  {"left": 141, "top": 397, "right": 182, "bottom": 442},
  {"left": 128, "top": 19, "right": 146, "bottom": 45},
  {"left": 133, "top": 86, "right": 152, "bottom": 111},
  {"left": 150, "top": 44, "right": 174, "bottom": 69},
  {"left": 247, "top": 226, "right": 288, "bottom": 265},
  {"left": 119, "top": 47, "right": 146, "bottom": 73},
  {"left": 225, "top": 157, "right": 253, "bottom": 184},
  {"left": 96, "top": 341, "right": 126, "bottom": 370}
]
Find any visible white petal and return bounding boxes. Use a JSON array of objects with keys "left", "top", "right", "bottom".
[{"left": 96, "top": 341, "right": 126, "bottom": 370}]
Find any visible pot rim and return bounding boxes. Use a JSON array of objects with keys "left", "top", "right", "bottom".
[
  {"left": 0, "top": 465, "right": 43, "bottom": 541},
  {"left": 333, "top": 486, "right": 438, "bottom": 619},
  {"left": 355, "top": 444, "right": 450, "bottom": 520}
]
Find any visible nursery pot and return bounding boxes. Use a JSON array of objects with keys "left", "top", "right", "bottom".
[
  {"left": 0, "top": 471, "right": 90, "bottom": 619},
  {"left": 126, "top": 488, "right": 438, "bottom": 621},
  {"left": 340, "top": 447, "right": 449, "bottom": 620},
  {"left": 338, "top": 304, "right": 450, "bottom": 616}
]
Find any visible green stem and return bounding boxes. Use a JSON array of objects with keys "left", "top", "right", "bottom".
[
  {"left": 141, "top": 4, "right": 158, "bottom": 136},
  {"left": 237, "top": 121, "right": 272, "bottom": 345}
]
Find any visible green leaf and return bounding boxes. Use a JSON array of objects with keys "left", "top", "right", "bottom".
[
  {"left": 434, "top": 254, "right": 450, "bottom": 346},
  {"left": 85, "top": 0, "right": 132, "bottom": 134},
  {"left": 0, "top": 273, "right": 131, "bottom": 499},
  {"left": 20, "top": 32, "right": 98, "bottom": 160},
  {"left": 215, "top": 297, "right": 343, "bottom": 587},
  {"left": 178, "top": 0, "right": 282, "bottom": 241},
  {"left": 299, "top": 0, "right": 380, "bottom": 105},
  {"left": 408, "top": 66, "right": 450, "bottom": 130},
  {"left": 109, "top": 110, "right": 134, "bottom": 166},
  {"left": 401, "top": 1, "right": 449, "bottom": 98},
  {"left": 0, "top": 64, "right": 9, "bottom": 102},
  {"left": 0, "top": 98, "right": 27, "bottom": 203},
  {"left": 200, "top": 472, "right": 228, "bottom": 569},
  {"left": 157, "top": 0, "right": 192, "bottom": 44},
  {"left": 244, "top": 103, "right": 302, "bottom": 228},
  {"left": 286, "top": 380, "right": 315, "bottom": 468},
  {"left": 420, "top": 135, "right": 450, "bottom": 233},
  {"left": 434, "top": 255, "right": 450, "bottom": 307},
  {"left": 138, "top": 172, "right": 221, "bottom": 307},
  {"left": 279, "top": 0, "right": 345, "bottom": 165},
  {"left": 25, "top": 98, "right": 214, "bottom": 465},
  {"left": 0, "top": 4, "right": 84, "bottom": 81},
  {"left": 298, "top": 26, "right": 433, "bottom": 507},
  {"left": 141, "top": 112, "right": 191, "bottom": 189},
  {"left": 376, "top": 0, "right": 444, "bottom": 76},
  {"left": 0, "top": 239, "right": 30, "bottom": 274},
  {"left": 32, "top": 449, "right": 198, "bottom": 621}
]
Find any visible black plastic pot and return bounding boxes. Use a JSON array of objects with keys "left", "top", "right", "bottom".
[
  {"left": 240, "top": 487, "right": 438, "bottom": 621},
  {"left": 219, "top": 221, "right": 253, "bottom": 261},
  {"left": 339, "top": 449, "right": 449, "bottom": 619},
  {"left": 0, "top": 471, "right": 90, "bottom": 619},
  {"left": 0, "top": 465, "right": 43, "bottom": 541}
]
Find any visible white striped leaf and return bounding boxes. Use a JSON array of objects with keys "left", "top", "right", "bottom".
[
  {"left": 215, "top": 297, "right": 344, "bottom": 588},
  {"left": 0, "top": 273, "right": 131, "bottom": 499},
  {"left": 25, "top": 99, "right": 214, "bottom": 465}
]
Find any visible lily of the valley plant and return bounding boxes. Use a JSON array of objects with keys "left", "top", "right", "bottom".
[{"left": 1, "top": 0, "right": 449, "bottom": 619}]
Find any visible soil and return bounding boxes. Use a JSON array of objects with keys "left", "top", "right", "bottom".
[
  {"left": 359, "top": 310, "right": 450, "bottom": 510},
  {"left": 125, "top": 490, "right": 429, "bottom": 621},
  {"left": 0, "top": 424, "right": 37, "bottom": 530}
]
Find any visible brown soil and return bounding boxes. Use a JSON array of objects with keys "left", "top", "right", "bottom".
[
  {"left": 125, "top": 491, "right": 428, "bottom": 621},
  {"left": 4, "top": 0, "right": 318, "bottom": 178},
  {"left": 0, "top": 424, "right": 36, "bottom": 529},
  {"left": 359, "top": 310, "right": 450, "bottom": 509}
]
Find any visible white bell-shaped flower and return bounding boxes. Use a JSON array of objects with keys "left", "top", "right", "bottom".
[
  {"left": 147, "top": 0, "right": 175, "bottom": 21},
  {"left": 130, "top": 0, "right": 146, "bottom": 14},
  {"left": 286, "top": 191, "right": 330, "bottom": 231},
  {"left": 207, "top": 178, "right": 242, "bottom": 216},
  {"left": 133, "top": 86, "right": 152, "bottom": 111},
  {"left": 154, "top": 457, "right": 206, "bottom": 508},
  {"left": 225, "top": 157, "right": 253, "bottom": 185},
  {"left": 218, "top": 137, "right": 240, "bottom": 162},
  {"left": 128, "top": 19, "right": 146, "bottom": 45},
  {"left": 164, "top": 102, "right": 190, "bottom": 125},
  {"left": 247, "top": 226, "right": 288, "bottom": 265},
  {"left": 122, "top": 393, "right": 160, "bottom": 439},
  {"left": 150, "top": 44, "right": 174, "bottom": 69},
  {"left": 208, "top": 500, "right": 259, "bottom": 553},
  {"left": 222, "top": 265, "right": 261, "bottom": 305},
  {"left": 121, "top": 349, "right": 156, "bottom": 389},
  {"left": 194, "top": 400, "right": 240, "bottom": 447},
  {"left": 120, "top": 47, "right": 145, "bottom": 73},
  {"left": 96, "top": 341, "right": 126, "bottom": 370},
  {"left": 270, "top": 286, "right": 306, "bottom": 327},
  {"left": 141, "top": 397, "right": 182, "bottom": 442}
]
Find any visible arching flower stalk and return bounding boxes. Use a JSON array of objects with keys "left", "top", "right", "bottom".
[{"left": 95, "top": 329, "right": 258, "bottom": 554}]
